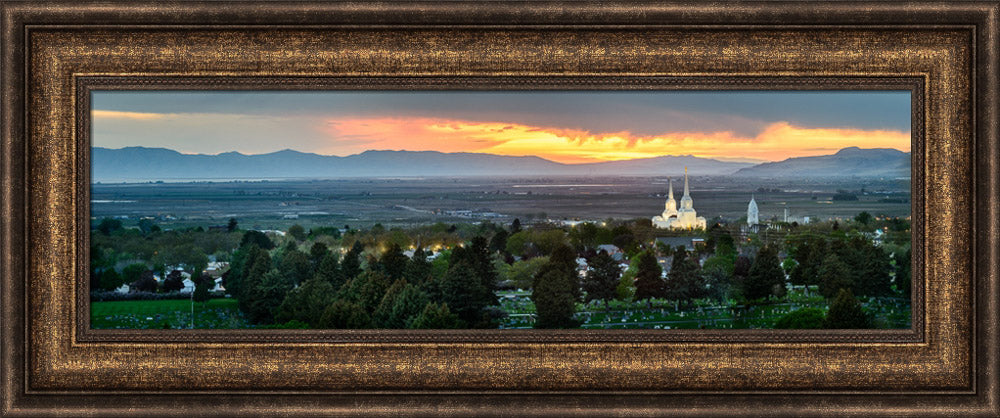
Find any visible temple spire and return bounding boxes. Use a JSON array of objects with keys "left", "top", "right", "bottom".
[
  {"left": 683, "top": 167, "right": 690, "bottom": 197},
  {"left": 668, "top": 178, "right": 674, "bottom": 200}
]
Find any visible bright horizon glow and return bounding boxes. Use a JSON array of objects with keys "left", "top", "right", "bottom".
[{"left": 92, "top": 90, "right": 911, "bottom": 163}]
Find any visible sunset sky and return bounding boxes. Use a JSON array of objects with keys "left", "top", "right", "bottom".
[{"left": 92, "top": 91, "right": 910, "bottom": 164}]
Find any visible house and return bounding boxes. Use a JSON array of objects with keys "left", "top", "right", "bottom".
[
  {"left": 596, "top": 244, "right": 624, "bottom": 261},
  {"left": 656, "top": 236, "right": 702, "bottom": 252},
  {"left": 212, "top": 277, "right": 226, "bottom": 293},
  {"left": 180, "top": 278, "right": 196, "bottom": 294},
  {"left": 115, "top": 283, "right": 130, "bottom": 294}
]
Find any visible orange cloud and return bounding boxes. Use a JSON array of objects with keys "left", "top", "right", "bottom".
[
  {"left": 92, "top": 110, "right": 167, "bottom": 120},
  {"left": 321, "top": 117, "right": 910, "bottom": 163}
]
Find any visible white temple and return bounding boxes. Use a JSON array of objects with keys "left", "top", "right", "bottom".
[
  {"left": 747, "top": 195, "right": 759, "bottom": 226},
  {"left": 652, "top": 167, "right": 706, "bottom": 230}
]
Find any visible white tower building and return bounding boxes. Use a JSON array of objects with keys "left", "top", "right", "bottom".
[{"left": 747, "top": 195, "right": 759, "bottom": 226}]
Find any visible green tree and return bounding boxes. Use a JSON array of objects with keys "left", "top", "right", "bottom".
[
  {"left": 391, "top": 284, "right": 431, "bottom": 329},
  {"left": 372, "top": 278, "right": 408, "bottom": 328},
  {"left": 318, "top": 300, "right": 373, "bottom": 329},
  {"left": 531, "top": 271, "right": 579, "bottom": 328},
  {"left": 227, "top": 217, "right": 238, "bottom": 232},
  {"left": 531, "top": 245, "right": 580, "bottom": 329},
  {"left": 408, "top": 302, "right": 463, "bottom": 329},
  {"left": 309, "top": 242, "right": 329, "bottom": 267},
  {"left": 244, "top": 268, "right": 294, "bottom": 324},
  {"left": 744, "top": 245, "right": 785, "bottom": 302},
  {"left": 817, "top": 253, "right": 853, "bottom": 299},
  {"left": 287, "top": 224, "right": 306, "bottom": 241},
  {"left": 278, "top": 248, "right": 312, "bottom": 286},
  {"left": 121, "top": 263, "right": 148, "bottom": 286},
  {"left": 665, "top": 246, "right": 704, "bottom": 304},
  {"left": 162, "top": 269, "right": 185, "bottom": 293},
  {"left": 340, "top": 241, "right": 365, "bottom": 281},
  {"left": 137, "top": 218, "right": 155, "bottom": 235},
  {"left": 583, "top": 250, "right": 620, "bottom": 305},
  {"left": 489, "top": 229, "right": 509, "bottom": 254},
  {"left": 632, "top": 251, "right": 664, "bottom": 301},
  {"left": 192, "top": 273, "right": 212, "bottom": 304},
  {"left": 854, "top": 211, "right": 873, "bottom": 226},
  {"left": 499, "top": 256, "right": 549, "bottom": 289},
  {"left": 274, "top": 277, "right": 336, "bottom": 327},
  {"left": 98, "top": 269, "right": 124, "bottom": 291},
  {"left": 438, "top": 262, "right": 492, "bottom": 327},
  {"left": 96, "top": 217, "right": 123, "bottom": 235},
  {"left": 773, "top": 308, "right": 826, "bottom": 329},
  {"left": 315, "top": 253, "right": 345, "bottom": 289},
  {"left": 379, "top": 243, "right": 409, "bottom": 281},
  {"left": 240, "top": 230, "right": 275, "bottom": 250},
  {"left": 404, "top": 248, "right": 433, "bottom": 286},
  {"left": 824, "top": 289, "right": 872, "bottom": 329}
]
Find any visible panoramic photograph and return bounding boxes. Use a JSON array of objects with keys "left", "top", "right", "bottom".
[{"left": 89, "top": 90, "right": 912, "bottom": 330}]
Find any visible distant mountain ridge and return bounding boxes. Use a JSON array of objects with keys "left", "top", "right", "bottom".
[
  {"left": 734, "top": 147, "right": 911, "bottom": 178},
  {"left": 91, "top": 147, "right": 755, "bottom": 181},
  {"left": 91, "top": 146, "right": 909, "bottom": 182}
]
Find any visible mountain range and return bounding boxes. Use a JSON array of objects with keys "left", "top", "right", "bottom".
[
  {"left": 91, "top": 146, "right": 910, "bottom": 182},
  {"left": 734, "top": 147, "right": 911, "bottom": 178}
]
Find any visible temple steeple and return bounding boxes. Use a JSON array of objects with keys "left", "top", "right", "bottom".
[
  {"left": 683, "top": 167, "right": 690, "bottom": 197},
  {"left": 668, "top": 178, "right": 674, "bottom": 200}
]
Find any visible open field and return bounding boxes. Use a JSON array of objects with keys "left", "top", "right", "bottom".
[
  {"left": 92, "top": 175, "right": 910, "bottom": 230},
  {"left": 91, "top": 298, "right": 249, "bottom": 329}
]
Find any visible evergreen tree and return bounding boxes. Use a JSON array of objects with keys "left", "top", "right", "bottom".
[
  {"left": 439, "top": 262, "right": 493, "bottom": 327},
  {"left": 274, "top": 277, "right": 336, "bottom": 327},
  {"left": 318, "top": 300, "right": 373, "bottom": 329},
  {"left": 242, "top": 268, "right": 294, "bottom": 324},
  {"left": 380, "top": 243, "right": 409, "bottom": 281},
  {"left": 664, "top": 246, "right": 703, "bottom": 304},
  {"left": 744, "top": 245, "right": 785, "bottom": 302},
  {"left": 227, "top": 217, "right": 238, "bottom": 232},
  {"left": 632, "top": 250, "right": 664, "bottom": 301},
  {"left": 237, "top": 250, "right": 272, "bottom": 318},
  {"left": 314, "top": 253, "right": 345, "bottom": 290},
  {"left": 855, "top": 244, "right": 893, "bottom": 297},
  {"left": 98, "top": 269, "right": 124, "bottom": 291},
  {"left": 340, "top": 241, "right": 364, "bottom": 281},
  {"left": 373, "top": 278, "right": 408, "bottom": 328},
  {"left": 817, "top": 253, "right": 853, "bottom": 299},
  {"left": 278, "top": 248, "right": 311, "bottom": 286},
  {"left": 409, "top": 302, "right": 462, "bottom": 329},
  {"left": 192, "top": 273, "right": 212, "bottom": 304},
  {"left": 339, "top": 270, "right": 390, "bottom": 314},
  {"left": 240, "top": 230, "right": 274, "bottom": 250},
  {"left": 531, "top": 246, "right": 580, "bottom": 329},
  {"left": 824, "top": 288, "right": 872, "bottom": 328},
  {"left": 393, "top": 284, "right": 431, "bottom": 329},
  {"left": 287, "top": 224, "right": 306, "bottom": 241},
  {"left": 404, "top": 247, "right": 433, "bottom": 286},
  {"left": 309, "top": 242, "right": 329, "bottom": 267},
  {"left": 510, "top": 218, "right": 522, "bottom": 234},
  {"left": 489, "top": 229, "right": 509, "bottom": 254},
  {"left": 583, "top": 250, "right": 620, "bottom": 306}
]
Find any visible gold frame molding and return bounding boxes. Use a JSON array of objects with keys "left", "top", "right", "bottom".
[{"left": 2, "top": 1, "right": 998, "bottom": 416}]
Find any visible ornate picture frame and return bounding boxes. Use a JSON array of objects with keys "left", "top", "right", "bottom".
[{"left": 2, "top": 1, "right": 997, "bottom": 415}]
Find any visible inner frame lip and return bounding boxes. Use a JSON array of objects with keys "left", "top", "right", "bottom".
[{"left": 74, "top": 74, "right": 926, "bottom": 345}]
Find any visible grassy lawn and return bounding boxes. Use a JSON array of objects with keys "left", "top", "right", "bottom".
[{"left": 91, "top": 298, "right": 250, "bottom": 329}]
